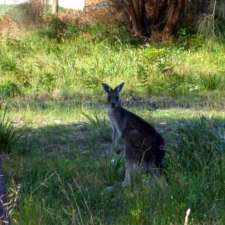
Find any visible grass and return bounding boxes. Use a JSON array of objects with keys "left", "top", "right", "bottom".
[
  {"left": 0, "top": 4, "right": 17, "bottom": 16},
  {"left": 0, "top": 20, "right": 225, "bottom": 225},
  {"left": 0, "top": 21, "right": 225, "bottom": 103},
  {"left": 3, "top": 104, "right": 225, "bottom": 225},
  {"left": 0, "top": 107, "right": 18, "bottom": 153}
]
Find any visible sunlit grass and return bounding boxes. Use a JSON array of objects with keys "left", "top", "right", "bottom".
[{"left": 0, "top": 23, "right": 224, "bottom": 101}]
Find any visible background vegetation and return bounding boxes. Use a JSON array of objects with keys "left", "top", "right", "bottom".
[{"left": 0, "top": 1, "right": 225, "bottom": 225}]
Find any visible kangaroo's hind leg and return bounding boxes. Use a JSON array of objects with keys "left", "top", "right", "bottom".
[
  {"left": 122, "top": 161, "right": 132, "bottom": 187},
  {"left": 145, "top": 148, "right": 168, "bottom": 187},
  {"left": 122, "top": 145, "right": 136, "bottom": 187}
]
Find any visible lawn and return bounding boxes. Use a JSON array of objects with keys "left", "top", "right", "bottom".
[{"left": 0, "top": 21, "right": 225, "bottom": 225}]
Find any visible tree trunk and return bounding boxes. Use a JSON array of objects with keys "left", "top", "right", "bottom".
[
  {"left": 123, "top": 0, "right": 148, "bottom": 37},
  {"left": 52, "top": 0, "right": 58, "bottom": 14},
  {"left": 114, "top": 0, "right": 202, "bottom": 40},
  {"left": 162, "top": 0, "right": 187, "bottom": 39}
]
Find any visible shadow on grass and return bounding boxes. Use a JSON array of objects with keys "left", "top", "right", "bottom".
[
  {"left": 5, "top": 113, "right": 225, "bottom": 225},
  {"left": 14, "top": 110, "right": 225, "bottom": 157},
  {"left": 16, "top": 120, "right": 112, "bottom": 155},
  {"left": 3, "top": 106, "right": 225, "bottom": 225}
]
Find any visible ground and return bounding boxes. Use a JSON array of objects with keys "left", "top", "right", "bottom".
[
  {"left": 5, "top": 101, "right": 225, "bottom": 225},
  {"left": 0, "top": 18, "right": 225, "bottom": 225}
]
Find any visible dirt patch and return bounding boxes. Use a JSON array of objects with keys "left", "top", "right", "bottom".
[
  {"left": 0, "top": 15, "right": 20, "bottom": 34},
  {"left": 0, "top": 0, "right": 122, "bottom": 35},
  {"left": 59, "top": 6, "right": 121, "bottom": 25},
  {"left": 0, "top": 2, "right": 44, "bottom": 35}
]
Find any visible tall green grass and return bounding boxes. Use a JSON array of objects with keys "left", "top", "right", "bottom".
[
  {"left": 7, "top": 112, "right": 225, "bottom": 225},
  {"left": 0, "top": 22, "right": 224, "bottom": 101},
  {"left": 0, "top": 107, "right": 18, "bottom": 153},
  {"left": 1, "top": 19, "right": 225, "bottom": 225}
]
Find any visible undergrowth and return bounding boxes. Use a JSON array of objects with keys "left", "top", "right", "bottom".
[
  {"left": 1, "top": 16, "right": 225, "bottom": 225},
  {"left": 0, "top": 107, "right": 18, "bottom": 153},
  {"left": 7, "top": 113, "right": 225, "bottom": 225},
  {"left": 0, "top": 22, "right": 224, "bottom": 102}
]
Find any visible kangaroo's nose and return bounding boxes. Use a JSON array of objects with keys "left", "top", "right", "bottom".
[
  {"left": 116, "top": 149, "right": 121, "bottom": 154},
  {"left": 111, "top": 103, "right": 115, "bottom": 108}
]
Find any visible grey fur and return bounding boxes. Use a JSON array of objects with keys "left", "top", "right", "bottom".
[{"left": 102, "top": 83, "right": 165, "bottom": 186}]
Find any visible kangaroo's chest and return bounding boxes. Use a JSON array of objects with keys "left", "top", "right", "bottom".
[{"left": 108, "top": 110, "right": 121, "bottom": 134}]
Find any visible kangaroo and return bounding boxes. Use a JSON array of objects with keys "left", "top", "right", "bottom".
[{"left": 102, "top": 82, "right": 165, "bottom": 187}]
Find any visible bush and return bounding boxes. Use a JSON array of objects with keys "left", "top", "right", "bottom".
[
  {"left": 164, "top": 117, "right": 225, "bottom": 223},
  {"left": 44, "top": 17, "right": 78, "bottom": 42},
  {"left": 0, "top": 107, "right": 18, "bottom": 153},
  {"left": 0, "top": 82, "right": 21, "bottom": 98},
  {"left": 171, "top": 117, "right": 225, "bottom": 173},
  {"left": 0, "top": 55, "right": 17, "bottom": 72},
  {"left": 215, "top": 18, "right": 225, "bottom": 39},
  {"left": 199, "top": 73, "right": 225, "bottom": 91},
  {"left": 38, "top": 72, "right": 56, "bottom": 92},
  {"left": 47, "top": 17, "right": 66, "bottom": 41}
]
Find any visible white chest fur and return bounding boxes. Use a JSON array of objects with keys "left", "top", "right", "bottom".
[{"left": 108, "top": 109, "right": 121, "bottom": 135}]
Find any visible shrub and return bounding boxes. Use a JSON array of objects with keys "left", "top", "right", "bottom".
[
  {"left": 0, "top": 55, "right": 17, "bottom": 72},
  {"left": 165, "top": 117, "right": 225, "bottom": 222},
  {"left": 0, "top": 107, "right": 18, "bottom": 153},
  {"left": 216, "top": 18, "right": 225, "bottom": 38},
  {"left": 47, "top": 17, "right": 67, "bottom": 41},
  {"left": 199, "top": 73, "right": 225, "bottom": 91},
  {"left": 38, "top": 72, "right": 56, "bottom": 92},
  {"left": 0, "top": 82, "right": 21, "bottom": 98},
  {"left": 40, "top": 17, "right": 79, "bottom": 42},
  {"left": 171, "top": 117, "right": 225, "bottom": 173}
]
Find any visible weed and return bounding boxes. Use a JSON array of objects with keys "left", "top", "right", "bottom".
[
  {"left": 82, "top": 111, "right": 110, "bottom": 143},
  {"left": 172, "top": 117, "right": 225, "bottom": 172},
  {"left": 199, "top": 73, "right": 225, "bottom": 91},
  {"left": 0, "top": 23, "right": 224, "bottom": 101},
  {"left": 0, "top": 20, "right": 225, "bottom": 225},
  {"left": 0, "top": 82, "right": 21, "bottom": 98},
  {"left": 14, "top": 69, "right": 31, "bottom": 87},
  {"left": 216, "top": 18, "right": 225, "bottom": 39},
  {"left": 0, "top": 107, "right": 18, "bottom": 153},
  {"left": 3, "top": 105, "right": 225, "bottom": 225},
  {"left": 43, "top": 17, "right": 78, "bottom": 42},
  {"left": 0, "top": 54, "right": 17, "bottom": 72},
  {"left": 47, "top": 17, "right": 67, "bottom": 41},
  {"left": 38, "top": 72, "right": 56, "bottom": 92}
]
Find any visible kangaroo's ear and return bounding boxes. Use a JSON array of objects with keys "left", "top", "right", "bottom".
[
  {"left": 102, "top": 83, "right": 112, "bottom": 93},
  {"left": 115, "top": 82, "right": 125, "bottom": 94}
]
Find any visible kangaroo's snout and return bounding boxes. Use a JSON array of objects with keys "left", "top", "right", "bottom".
[
  {"left": 107, "top": 94, "right": 121, "bottom": 108},
  {"left": 116, "top": 148, "right": 122, "bottom": 154}
]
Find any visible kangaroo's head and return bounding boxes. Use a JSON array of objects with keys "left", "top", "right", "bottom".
[{"left": 102, "top": 82, "right": 124, "bottom": 108}]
